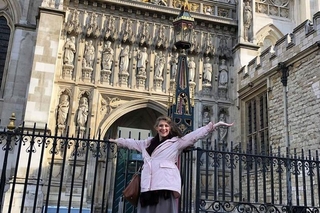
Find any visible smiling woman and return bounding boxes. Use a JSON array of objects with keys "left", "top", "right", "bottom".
[{"left": 108, "top": 115, "right": 233, "bottom": 213}]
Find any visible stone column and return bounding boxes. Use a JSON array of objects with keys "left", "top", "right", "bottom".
[{"left": 24, "top": 8, "right": 64, "bottom": 128}]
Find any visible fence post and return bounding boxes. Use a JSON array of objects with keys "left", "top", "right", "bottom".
[
  {"left": 286, "top": 147, "right": 292, "bottom": 212},
  {"left": 0, "top": 113, "right": 16, "bottom": 213},
  {"left": 195, "top": 148, "right": 202, "bottom": 213}
]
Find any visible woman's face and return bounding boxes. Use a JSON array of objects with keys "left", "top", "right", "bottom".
[{"left": 156, "top": 120, "right": 171, "bottom": 139}]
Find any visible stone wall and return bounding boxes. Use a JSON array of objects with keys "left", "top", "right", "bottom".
[
  {"left": 238, "top": 11, "right": 320, "bottom": 151},
  {"left": 269, "top": 50, "right": 320, "bottom": 150}
]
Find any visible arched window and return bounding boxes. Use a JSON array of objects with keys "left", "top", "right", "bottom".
[{"left": 0, "top": 16, "right": 10, "bottom": 88}]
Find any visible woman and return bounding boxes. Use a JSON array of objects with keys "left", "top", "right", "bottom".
[{"left": 109, "top": 115, "right": 233, "bottom": 213}]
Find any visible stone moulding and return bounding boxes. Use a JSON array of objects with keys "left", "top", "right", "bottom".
[{"left": 64, "top": 0, "right": 237, "bottom": 27}]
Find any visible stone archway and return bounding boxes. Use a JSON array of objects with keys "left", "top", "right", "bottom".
[
  {"left": 98, "top": 99, "right": 167, "bottom": 139},
  {"left": 255, "top": 24, "right": 284, "bottom": 52}
]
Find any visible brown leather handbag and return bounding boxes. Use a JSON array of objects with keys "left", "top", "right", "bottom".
[{"left": 123, "top": 168, "right": 141, "bottom": 206}]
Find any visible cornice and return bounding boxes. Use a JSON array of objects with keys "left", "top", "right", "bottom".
[
  {"left": 15, "top": 23, "right": 37, "bottom": 31},
  {"left": 232, "top": 42, "right": 260, "bottom": 53},
  {"left": 38, "top": 6, "right": 66, "bottom": 17}
]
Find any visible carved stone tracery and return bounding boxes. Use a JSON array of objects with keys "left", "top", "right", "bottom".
[
  {"left": 189, "top": 31, "right": 200, "bottom": 54},
  {"left": 65, "top": 9, "right": 81, "bottom": 35},
  {"left": 121, "top": 19, "right": 134, "bottom": 44},
  {"left": 59, "top": 5, "right": 236, "bottom": 99},
  {"left": 86, "top": 12, "right": 100, "bottom": 38},
  {"left": 217, "top": 37, "right": 233, "bottom": 65},
  {"left": 100, "top": 96, "right": 124, "bottom": 115},
  {"left": 104, "top": 16, "right": 118, "bottom": 41},
  {"left": 203, "top": 34, "right": 215, "bottom": 57},
  {"left": 155, "top": 25, "right": 169, "bottom": 49},
  {"left": 139, "top": 22, "right": 151, "bottom": 47},
  {"left": 255, "top": 0, "right": 290, "bottom": 18}
]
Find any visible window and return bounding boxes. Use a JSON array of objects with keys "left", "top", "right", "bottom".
[
  {"left": 0, "top": 16, "right": 10, "bottom": 88},
  {"left": 246, "top": 91, "right": 269, "bottom": 155}
]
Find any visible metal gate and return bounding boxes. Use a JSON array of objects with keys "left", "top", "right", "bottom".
[{"left": 1, "top": 122, "right": 320, "bottom": 213}]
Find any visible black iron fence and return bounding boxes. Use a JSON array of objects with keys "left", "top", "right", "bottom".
[{"left": 0, "top": 121, "right": 320, "bottom": 213}]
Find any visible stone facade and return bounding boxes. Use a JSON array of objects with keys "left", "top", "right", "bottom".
[
  {"left": 1, "top": 0, "right": 320, "bottom": 212},
  {"left": 15, "top": 0, "right": 238, "bottom": 143}
]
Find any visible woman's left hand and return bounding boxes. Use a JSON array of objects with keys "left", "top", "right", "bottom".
[{"left": 212, "top": 121, "right": 234, "bottom": 130}]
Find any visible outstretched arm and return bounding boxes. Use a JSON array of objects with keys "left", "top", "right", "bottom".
[
  {"left": 107, "top": 138, "right": 150, "bottom": 152},
  {"left": 178, "top": 121, "right": 234, "bottom": 150}
]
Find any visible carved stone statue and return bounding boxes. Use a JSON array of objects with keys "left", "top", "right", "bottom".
[
  {"left": 188, "top": 57, "right": 196, "bottom": 82},
  {"left": 137, "top": 47, "right": 148, "bottom": 74},
  {"left": 218, "top": 112, "right": 228, "bottom": 143},
  {"left": 203, "top": 57, "right": 212, "bottom": 84},
  {"left": 83, "top": 40, "right": 95, "bottom": 68},
  {"left": 102, "top": 41, "right": 114, "bottom": 71},
  {"left": 205, "top": 6, "right": 212, "bottom": 15},
  {"left": 57, "top": 94, "right": 69, "bottom": 126},
  {"left": 155, "top": 51, "right": 165, "bottom": 78},
  {"left": 202, "top": 110, "right": 210, "bottom": 126},
  {"left": 170, "top": 52, "right": 179, "bottom": 79},
  {"left": 243, "top": 1, "right": 252, "bottom": 42},
  {"left": 77, "top": 97, "right": 89, "bottom": 128},
  {"left": 219, "top": 59, "right": 228, "bottom": 87},
  {"left": 63, "top": 36, "right": 76, "bottom": 65},
  {"left": 119, "top": 45, "right": 130, "bottom": 73}
]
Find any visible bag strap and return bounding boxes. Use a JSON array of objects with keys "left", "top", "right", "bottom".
[{"left": 136, "top": 166, "right": 142, "bottom": 174}]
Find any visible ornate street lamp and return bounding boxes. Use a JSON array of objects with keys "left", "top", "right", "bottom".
[{"left": 168, "top": 1, "right": 195, "bottom": 136}]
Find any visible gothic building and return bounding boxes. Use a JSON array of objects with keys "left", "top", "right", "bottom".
[
  {"left": 1, "top": 0, "right": 320, "bottom": 211},
  {"left": 1, "top": 0, "right": 318, "bottom": 148}
]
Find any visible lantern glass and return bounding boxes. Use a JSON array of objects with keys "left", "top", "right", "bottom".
[
  {"left": 174, "top": 21, "right": 194, "bottom": 44},
  {"left": 183, "top": 23, "right": 192, "bottom": 43},
  {"left": 174, "top": 24, "right": 182, "bottom": 43}
]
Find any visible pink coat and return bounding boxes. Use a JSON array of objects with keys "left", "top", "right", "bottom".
[{"left": 116, "top": 122, "right": 215, "bottom": 198}]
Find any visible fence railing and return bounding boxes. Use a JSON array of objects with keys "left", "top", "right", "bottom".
[
  {"left": 192, "top": 145, "right": 320, "bottom": 213},
  {"left": 1, "top": 122, "right": 320, "bottom": 213}
]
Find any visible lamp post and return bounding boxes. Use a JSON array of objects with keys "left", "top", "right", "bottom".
[{"left": 168, "top": 1, "right": 195, "bottom": 135}]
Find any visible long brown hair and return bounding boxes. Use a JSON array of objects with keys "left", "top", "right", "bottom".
[{"left": 146, "top": 115, "right": 182, "bottom": 155}]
